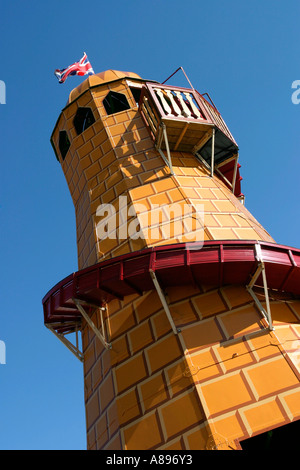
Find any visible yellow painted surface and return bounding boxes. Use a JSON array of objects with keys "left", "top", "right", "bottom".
[
  {"left": 82, "top": 284, "right": 300, "bottom": 449},
  {"left": 52, "top": 72, "right": 300, "bottom": 450}
]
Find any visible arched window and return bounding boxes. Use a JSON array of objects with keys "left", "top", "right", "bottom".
[
  {"left": 103, "top": 91, "right": 130, "bottom": 115},
  {"left": 73, "top": 107, "right": 95, "bottom": 135}
]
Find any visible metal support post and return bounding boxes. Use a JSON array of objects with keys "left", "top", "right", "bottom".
[
  {"left": 211, "top": 127, "right": 215, "bottom": 177},
  {"left": 194, "top": 151, "right": 212, "bottom": 173},
  {"left": 46, "top": 324, "right": 84, "bottom": 362},
  {"left": 72, "top": 298, "right": 112, "bottom": 349},
  {"left": 149, "top": 270, "right": 178, "bottom": 335},
  {"left": 231, "top": 153, "right": 239, "bottom": 193},
  {"left": 260, "top": 262, "right": 273, "bottom": 330},
  {"left": 161, "top": 122, "right": 174, "bottom": 174},
  {"left": 246, "top": 245, "right": 274, "bottom": 331},
  {"left": 156, "top": 122, "right": 174, "bottom": 175}
]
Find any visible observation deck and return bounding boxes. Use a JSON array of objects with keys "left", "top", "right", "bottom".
[{"left": 139, "top": 82, "right": 241, "bottom": 198}]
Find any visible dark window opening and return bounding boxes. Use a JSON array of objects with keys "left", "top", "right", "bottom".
[
  {"left": 130, "top": 86, "right": 142, "bottom": 106},
  {"left": 241, "top": 419, "right": 300, "bottom": 450},
  {"left": 59, "top": 130, "right": 70, "bottom": 160},
  {"left": 74, "top": 107, "right": 95, "bottom": 135},
  {"left": 103, "top": 91, "right": 130, "bottom": 115}
]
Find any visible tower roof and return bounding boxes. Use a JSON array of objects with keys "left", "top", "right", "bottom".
[{"left": 67, "top": 70, "right": 143, "bottom": 104}]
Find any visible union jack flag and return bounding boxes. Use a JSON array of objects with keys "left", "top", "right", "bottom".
[{"left": 54, "top": 52, "right": 95, "bottom": 84}]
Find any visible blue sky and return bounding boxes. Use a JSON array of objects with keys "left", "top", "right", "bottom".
[{"left": 0, "top": 0, "right": 299, "bottom": 450}]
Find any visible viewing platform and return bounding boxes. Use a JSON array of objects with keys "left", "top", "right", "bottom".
[{"left": 139, "top": 82, "right": 241, "bottom": 196}]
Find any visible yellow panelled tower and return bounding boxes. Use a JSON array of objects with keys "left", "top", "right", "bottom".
[{"left": 43, "top": 69, "right": 300, "bottom": 450}]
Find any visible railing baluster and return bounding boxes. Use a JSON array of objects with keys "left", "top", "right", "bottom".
[
  {"left": 174, "top": 91, "right": 192, "bottom": 118},
  {"left": 184, "top": 92, "right": 202, "bottom": 119},
  {"left": 155, "top": 89, "right": 172, "bottom": 116},
  {"left": 165, "top": 89, "right": 182, "bottom": 116}
]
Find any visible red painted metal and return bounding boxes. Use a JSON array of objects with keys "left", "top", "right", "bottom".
[
  {"left": 217, "top": 159, "right": 243, "bottom": 198},
  {"left": 42, "top": 240, "right": 300, "bottom": 334}
]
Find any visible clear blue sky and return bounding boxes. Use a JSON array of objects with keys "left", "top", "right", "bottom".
[{"left": 0, "top": 0, "right": 299, "bottom": 450}]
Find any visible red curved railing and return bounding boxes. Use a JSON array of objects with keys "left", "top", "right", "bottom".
[{"left": 42, "top": 240, "right": 300, "bottom": 334}]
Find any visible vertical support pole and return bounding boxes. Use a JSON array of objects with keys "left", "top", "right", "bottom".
[
  {"left": 161, "top": 122, "right": 174, "bottom": 175},
  {"left": 261, "top": 263, "right": 273, "bottom": 331},
  {"left": 75, "top": 325, "right": 79, "bottom": 351},
  {"left": 156, "top": 124, "right": 163, "bottom": 150},
  {"left": 246, "top": 244, "right": 274, "bottom": 331},
  {"left": 232, "top": 153, "right": 239, "bottom": 194},
  {"left": 211, "top": 127, "right": 215, "bottom": 177}
]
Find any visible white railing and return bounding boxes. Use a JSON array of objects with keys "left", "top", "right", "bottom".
[
  {"left": 154, "top": 87, "right": 205, "bottom": 120},
  {"left": 140, "top": 83, "right": 237, "bottom": 145}
]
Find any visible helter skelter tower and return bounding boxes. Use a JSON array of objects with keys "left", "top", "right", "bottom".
[{"left": 43, "top": 68, "right": 300, "bottom": 450}]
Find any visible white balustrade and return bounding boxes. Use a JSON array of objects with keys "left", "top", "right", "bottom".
[
  {"left": 155, "top": 89, "right": 173, "bottom": 116},
  {"left": 154, "top": 87, "right": 204, "bottom": 121},
  {"left": 183, "top": 92, "right": 203, "bottom": 119},
  {"left": 174, "top": 90, "right": 192, "bottom": 118}
]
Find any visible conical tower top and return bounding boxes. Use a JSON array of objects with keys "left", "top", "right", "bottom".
[{"left": 50, "top": 68, "right": 274, "bottom": 270}]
